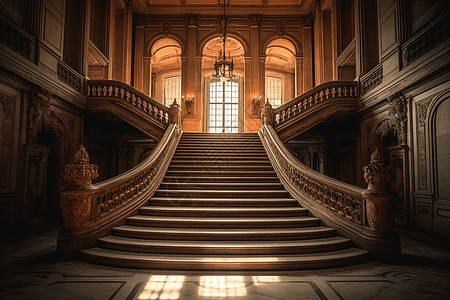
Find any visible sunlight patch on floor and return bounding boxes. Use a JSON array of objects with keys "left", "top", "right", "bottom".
[
  {"left": 198, "top": 276, "right": 247, "bottom": 297},
  {"left": 137, "top": 275, "right": 185, "bottom": 300}
]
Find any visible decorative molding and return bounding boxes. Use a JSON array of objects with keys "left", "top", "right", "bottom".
[
  {"left": 0, "top": 18, "right": 35, "bottom": 61},
  {"left": 44, "top": 112, "right": 67, "bottom": 138},
  {"left": 57, "top": 62, "right": 84, "bottom": 93},
  {"left": 249, "top": 15, "right": 261, "bottom": 27},
  {"left": 0, "top": 93, "right": 14, "bottom": 188},
  {"left": 251, "top": 97, "right": 260, "bottom": 115},
  {"left": 387, "top": 92, "right": 408, "bottom": 145},
  {"left": 27, "top": 85, "right": 51, "bottom": 144},
  {"left": 134, "top": 14, "right": 146, "bottom": 27},
  {"left": 125, "top": 0, "right": 135, "bottom": 13},
  {"left": 417, "top": 101, "right": 430, "bottom": 189},
  {"left": 404, "top": 16, "right": 450, "bottom": 66},
  {"left": 360, "top": 65, "right": 383, "bottom": 94},
  {"left": 363, "top": 148, "right": 395, "bottom": 193},
  {"left": 186, "top": 14, "right": 198, "bottom": 27}
]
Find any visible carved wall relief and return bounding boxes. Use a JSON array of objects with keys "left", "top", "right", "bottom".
[
  {"left": 0, "top": 93, "right": 14, "bottom": 189},
  {"left": 27, "top": 85, "right": 51, "bottom": 144},
  {"left": 387, "top": 92, "right": 408, "bottom": 145},
  {"left": 417, "top": 101, "right": 429, "bottom": 189}
]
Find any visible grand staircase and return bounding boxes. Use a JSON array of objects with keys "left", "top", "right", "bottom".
[{"left": 82, "top": 133, "right": 367, "bottom": 270}]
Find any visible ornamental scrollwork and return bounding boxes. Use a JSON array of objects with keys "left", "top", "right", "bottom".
[{"left": 387, "top": 92, "right": 408, "bottom": 145}]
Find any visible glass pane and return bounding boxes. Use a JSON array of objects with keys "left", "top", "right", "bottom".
[{"left": 164, "top": 76, "right": 181, "bottom": 106}]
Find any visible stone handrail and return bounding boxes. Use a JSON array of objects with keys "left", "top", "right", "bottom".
[
  {"left": 57, "top": 123, "right": 182, "bottom": 257},
  {"left": 259, "top": 124, "right": 400, "bottom": 261},
  {"left": 272, "top": 81, "right": 358, "bottom": 142},
  {"left": 87, "top": 80, "right": 169, "bottom": 141}
]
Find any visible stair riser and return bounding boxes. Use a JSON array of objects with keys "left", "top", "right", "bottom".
[
  {"left": 161, "top": 177, "right": 280, "bottom": 183},
  {"left": 149, "top": 199, "right": 298, "bottom": 207},
  {"left": 166, "top": 166, "right": 275, "bottom": 171},
  {"left": 138, "top": 211, "right": 308, "bottom": 218},
  {"left": 154, "top": 191, "right": 290, "bottom": 198},
  {"left": 157, "top": 184, "right": 284, "bottom": 190},
  {"left": 165, "top": 171, "right": 277, "bottom": 176},
  {"left": 98, "top": 241, "right": 351, "bottom": 255},
  {"left": 83, "top": 253, "right": 368, "bottom": 271},
  {"left": 112, "top": 230, "right": 336, "bottom": 241},
  {"left": 126, "top": 219, "right": 321, "bottom": 229},
  {"left": 169, "top": 161, "right": 271, "bottom": 165}
]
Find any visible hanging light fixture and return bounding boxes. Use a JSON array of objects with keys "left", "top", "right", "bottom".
[{"left": 214, "top": 1, "right": 234, "bottom": 81}]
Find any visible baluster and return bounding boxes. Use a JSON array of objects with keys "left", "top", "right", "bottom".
[
  {"left": 114, "top": 87, "right": 119, "bottom": 97},
  {"left": 120, "top": 88, "right": 125, "bottom": 99},
  {"left": 343, "top": 87, "right": 348, "bottom": 97},
  {"left": 337, "top": 87, "right": 342, "bottom": 97},
  {"left": 103, "top": 85, "right": 107, "bottom": 96},
  {"left": 325, "top": 88, "right": 330, "bottom": 99},
  {"left": 108, "top": 86, "right": 113, "bottom": 96},
  {"left": 331, "top": 87, "right": 336, "bottom": 97}
]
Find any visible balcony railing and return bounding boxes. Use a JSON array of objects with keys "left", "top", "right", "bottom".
[
  {"left": 87, "top": 80, "right": 169, "bottom": 141},
  {"left": 273, "top": 81, "right": 358, "bottom": 142}
]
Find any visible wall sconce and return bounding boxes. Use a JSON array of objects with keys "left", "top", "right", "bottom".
[
  {"left": 183, "top": 95, "right": 194, "bottom": 114},
  {"left": 252, "top": 96, "right": 261, "bottom": 115}
]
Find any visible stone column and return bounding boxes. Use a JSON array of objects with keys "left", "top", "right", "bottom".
[
  {"left": 143, "top": 56, "right": 152, "bottom": 96},
  {"left": 133, "top": 15, "right": 145, "bottom": 92},
  {"left": 259, "top": 55, "right": 266, "bottom": 100},
  {"left": 295, "top": 57, "right": 303, "bottom": 96},
  {"left": 186, "top": 15, "right": 198, "bottom": 100},
  {"left": 124, "top": 2, "right": 134, "bottom": 85},
  {"left": 303, "top": 26, "right": 313, "bottom": 91}
]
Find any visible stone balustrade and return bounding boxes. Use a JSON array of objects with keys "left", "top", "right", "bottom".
[
  {"left": 259, "top": 124, "right": 400, "bottom": 260},
  {"left": 273, "top": 81, "right": 357, "bottom": 127},
  {"left": 57, "top": 123, "right": 182, "bottom": 257},
  {"left": 87, "top": 80, "right": 169, "bottom": 125}
]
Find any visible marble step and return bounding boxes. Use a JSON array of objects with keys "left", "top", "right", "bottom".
[
  {"left": 82, "top": 247, "right": 369, "bottom": 270},
  {"left": 138, "top": 206, "right": 308, "bottom": 217},
  {"left": 164, "top": 170, "right": 277, "bottom": 176},
  {"left": 162, "top": 176, "right": 279, "bottom": 183},
  {"left": 154, "top": 189, "right": 290, "bottom": 198},
  {"left": 158, "top": 182, "right": 284, "bottom": 190},
  {"left": 149, "top": 197, "right": 298, "bottom": 207},
  {"left": 169, "top": 160, "right": 272, "bottom": 165},
  {"left": 97, "top": 236, "right": 352, "bottom": 255},
  {"left": 126, "top": 215, "right": 321, "bottom": 229},
  {"left": 112, "top": 225, "right": 336, "bottom": 241}
]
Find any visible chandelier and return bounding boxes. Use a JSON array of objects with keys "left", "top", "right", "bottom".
[{"left": 214, "top": 2, "right": 234, "bottom": 81}]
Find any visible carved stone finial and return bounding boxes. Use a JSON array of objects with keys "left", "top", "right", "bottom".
[
  {"left": 363, "top": 147, "right": 394, "bottom": 193},
  {"left": 261, "top": 99, "right": 274, "bottom": 127},
  {"left": 27, "top": 85, "right": 51, "bottom": 144},
  {"left": 63, "top": 145, "right": 99, "bottom": 187},
  {"left": 168, "top": 99, "right": 181, "bottom": 124}
]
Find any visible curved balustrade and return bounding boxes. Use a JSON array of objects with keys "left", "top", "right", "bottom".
[
  {"left": 273, "top": 81, "right": 358, "bottom": 142},
  {"left": 259, "top": 124, "right": 400, "bottom": 261},
  {"left": 87, "top": 80, "right": 169, "bottom": 141},
  {"left": 57, "top": 124, "right": 182, "bottom": 257}
]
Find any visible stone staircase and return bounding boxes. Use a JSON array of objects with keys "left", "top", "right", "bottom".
[{"left": 82, "top": 133, "right": 367, "bottom": 270}]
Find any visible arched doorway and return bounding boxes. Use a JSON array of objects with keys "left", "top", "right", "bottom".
[{"left": 202, "top": 36, "right": 245, "bottom": 132}]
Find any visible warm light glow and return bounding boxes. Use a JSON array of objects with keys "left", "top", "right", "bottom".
[
  {"left": 137, "top": 275, "right": 185, "bottom": 300},
  {"left": 198, "top": 276, "right": 247, "bottom": 297},
  {"left": 252, "top": 276, "right": 280, "bottom": 286}
]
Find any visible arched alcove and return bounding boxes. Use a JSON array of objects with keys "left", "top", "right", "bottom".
[
  {"left": 265, "top": 38, "right": 296, "bottom": 107},
  {"left": 149, "top": 37, "right": 183, "bottom": 105}
]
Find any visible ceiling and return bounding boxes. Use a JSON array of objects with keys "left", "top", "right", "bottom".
[{"left": 134, "top": 0, "right": 316, "bottom": 16}]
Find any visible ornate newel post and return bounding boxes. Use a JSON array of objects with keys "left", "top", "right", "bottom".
[
  {"left": 261, "top": 99, "right": 274, "bottom": 127},
  {"left": 59, "top": 145, "right": 98, "bottom": 230},
  {"left": 363, "top": 148, "right": 395, "bottom": 232},
  {"left": 168, "top": 99, "right": 181, "bottom": 125}
]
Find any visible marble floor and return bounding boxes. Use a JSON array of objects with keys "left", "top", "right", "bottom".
[{"left": 1, "top": 226, "right": 449, "bottom": 300}]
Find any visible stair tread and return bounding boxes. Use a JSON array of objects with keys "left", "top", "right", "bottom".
[
  {"left": 99, "top": 236, "right": 349, "bottom": 247},
  {"left": 140, "top": 206, "right": 305, "bottom": 212},
  {"left": 114, "top": 225, "right": 335, "bottom": 234},
  {"left": 159, "top": 182, "right": 283, "bottom": 187},
  {"left": 83, "top": 247, "right": 368, "bottom": 262},
  {"left": 128, "top": 215, "right": 320, "bottom": 222}
]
